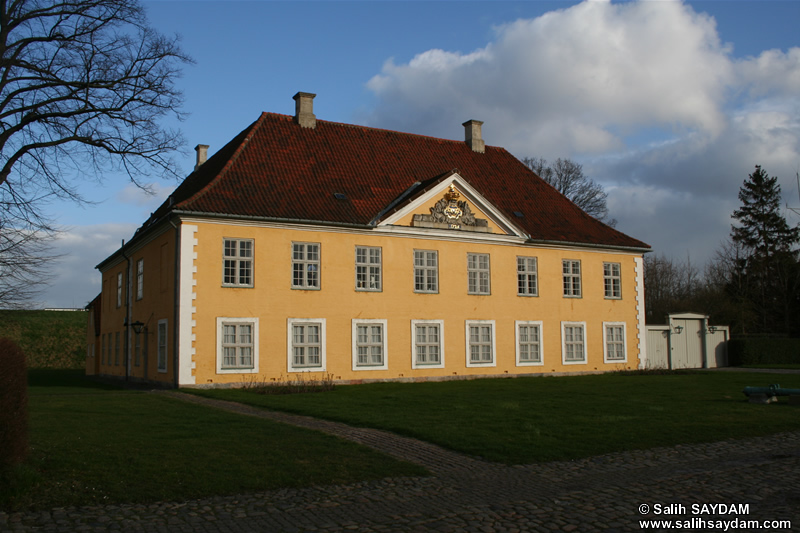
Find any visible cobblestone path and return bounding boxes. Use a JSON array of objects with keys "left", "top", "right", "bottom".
[{"left": 2, "top": 391, "right": 798, "bottom": 532}]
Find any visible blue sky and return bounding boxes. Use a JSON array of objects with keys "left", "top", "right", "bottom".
[{"left": 44, "top": 0, "right": 800, "bottom": 308}]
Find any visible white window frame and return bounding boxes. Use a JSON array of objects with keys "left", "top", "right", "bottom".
[
  {"left": 604, "top": 262, "right": 622, "bottom": 299},
  {"left": 215, "top": 317, "right": 259, "bottom": 374},
  {"left": 413, "top": 250, "right": 439, "bottom": 293},
  {"left": 222, "top": 238, "right": 254, "bottom": 288},
  {"left": 517, "top": 256, "right": 538, "bottom": 297},
  {"left": 467, "top": 253, "right": 491, "bottom": 295},
  {"left": 603, "top": 322, "right": 627, "bottom": 363},
  {"left": 114, "top": 331, "right": 120, "bottom": 366},
  {"left": 292, "top": 242, "right": 321, "bottom": 290},
  {"left": 136, "top": 258, "right": 144, "bottom": 300},
  {"left": 561, "top": 321, "right": 587, "bottom": 365},
  {"left": 157, "top": 319, "right": 168, "bottom": 373},
  {"left": 352, "top": 319, "right": 388, "bottom": 371},
  {"left": 515, "top": 320, "right": 544, "bottom": 366},
  {"left": 116, "top": 272, "right": 123, "bottom": 308},
  {"left": 287, "top": 318, "right": 326, "bottom": 372},
  {"left": 411, "top": 319, "right": 445, "bottom": 369},
  {"left": 355, "top": 246, "right": 382, "bottom": 291},
  {"left": 465, "top": 320, "right": 496, "bottom": 367},
  {"left": 562, "top": 260, "right": 582, "bottom": 298}
]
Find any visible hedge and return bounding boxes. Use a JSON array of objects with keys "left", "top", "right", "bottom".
[
  {"left": 0, "top": 338, "right": 28, "bottom": 470},
  {"left": 728, "top": 337, "right": 800, "bottom": 366}
]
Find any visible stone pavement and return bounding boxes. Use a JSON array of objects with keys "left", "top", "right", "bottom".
[{"left": 2, "top": 390, "right": 799, "bottom": 533}]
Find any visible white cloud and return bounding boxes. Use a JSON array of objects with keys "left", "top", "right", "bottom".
[
  {"left": 116, "top": 182, "right": 176, "bottom": 208},
  {"left": 365, "top": 0, "right": 735, "bottom": 156},
  {"left": 43, "top": 223, "right": 138, "bottom": 308}
]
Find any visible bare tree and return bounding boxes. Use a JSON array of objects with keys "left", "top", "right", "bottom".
[
  {"left": 0, "top": 0, "right": 191, "bottom": 306},
  {"left": 643, "top": 253, "right": 701, "bottom": 324},
  {"left": 522, "top": 156, "right": 616, "bottom": 227},
  {"left": 0, "top": 218, "right": 57, "bottom": 308}
]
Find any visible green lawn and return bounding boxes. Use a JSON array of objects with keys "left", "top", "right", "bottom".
[
  {"left": 742, "top": 364, "right": 800, "bottom": 370},
  {"left": 0, "top": 370, "right": 426, "bottom": 512},
  {"left": 190, "top": 370, "right": 800, "bottom": 465}
]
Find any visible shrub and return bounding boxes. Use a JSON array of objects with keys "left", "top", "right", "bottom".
[
  {"left": 240, "top": 373, "right": 336, "bottom": 395},
  {"left": 0, "top": 337, "right": 28, "bottom": 470},
  {"left": 728, "top": 337, "right": 800, "bottom": 366}
]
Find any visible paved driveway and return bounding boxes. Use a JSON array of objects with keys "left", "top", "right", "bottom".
[{"left": 2, "top": 391, "right": 798, "bottom": 532}]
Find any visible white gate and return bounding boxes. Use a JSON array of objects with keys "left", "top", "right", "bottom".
[{"left": 645, "top": 313, "right": 729, "bottom": 369}]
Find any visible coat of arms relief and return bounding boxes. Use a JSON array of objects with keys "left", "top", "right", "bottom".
[{"left": 412, "top": 184, "right": 490, "bottom": 232}]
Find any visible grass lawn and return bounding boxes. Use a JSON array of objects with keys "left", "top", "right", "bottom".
[
  {"left": 190, "top": 370, "right": 800, "bottom": 465},
  {"left": 0, "top": 370, "right": 426, "bottom": 512},
  {"left": 0, "top": 310, "right": 87, "bottom": 369},
  {"left": 742, "top": 364, "right": 800, "bottom": 370}
]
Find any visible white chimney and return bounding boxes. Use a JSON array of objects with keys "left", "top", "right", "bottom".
[
  {"left": 463, "top": 120, "right": 485, "bottom": 153},
  {"left": 293, "top": 92, "right": 317, "bottom": 129},
  {"left": 194, "top": 144, "right": 209, "bottom": 170}
]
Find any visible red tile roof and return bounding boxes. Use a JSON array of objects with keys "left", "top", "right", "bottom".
[{"left": 147, "top": 112, "right": 649, "bottom": 251}]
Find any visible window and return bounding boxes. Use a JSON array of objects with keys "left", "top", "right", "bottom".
[
  {"left": 516, "top": 321, "right": 543, "bottom": 366},
  {"left": 467, "top": 253, "right": 491, "bottom": 294},
  {"left": 136, "top": 258, "right": 144, "bottom": 300},
  {"left": 134, "top": 330, "right": 142, "bottom": 367},
  {"left": 517, "top": 257, "right": 538, "bottom": 296},
  {"left": 411, "top": 320, "right": 444, "bottom": 369},
  {"left": 603, "top": 322, "right": 627, "bottom": 363},
  {"left": 288, "top": 318, "right": 326, "bottom": 371},
  {"left": 604, "top": 262, "right": 622, "bottom": 299},
  {"left": 561, "top": 322, "right": 587, "bottom": 364},
  {"left": 101, "top": 334, "right": 106, "bottom": 365},
  {"left": 221, "top": 323, "right": 253, "bottom": 369},
  {"left": 157, "top": 319, "right": 168, "bottom": 373},
  {"left": 414, "top": 250, "right": 438, "bottom": 293},
  {"left": 355, "top": 246, "right": 382, "bottom": 291},
  {"left": 562, "top": 260, "right": 581, "bottom": 297},
  {"left": 465, "top": 320, "right": 496, "bottom": 367},
  {"left": 223, "top": 238, "right": 253, "bottom": 287},
  {"left": 116, "top": 272, "right": 123, "bottom": 308},
  {"left": 216, "top": 317, "right": 259, "bottom": 374},
  {"left": 352, "top": 319, "right": 388, "bottom": 370},
  {"left": 292, "top": 242, "right": 320, "bottom": 289},
  {"left": 114, "top": 331, "right": 120, "bottom": 366}
]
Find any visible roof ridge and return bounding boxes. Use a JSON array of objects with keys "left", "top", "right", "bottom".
[{"left": 259, "top": 111, "right": 500, "bottom": 149}]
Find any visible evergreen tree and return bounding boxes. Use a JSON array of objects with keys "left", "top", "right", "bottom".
[{"left": 730, "top": 165, "right": 800, "bottom": 334}]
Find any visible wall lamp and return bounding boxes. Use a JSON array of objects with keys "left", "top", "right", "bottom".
[
  {"left": 707, "top": 326, "right": 717, "bottom": 334},
  {"left": 671, "top": 325, "right": 683, "bottom": 334},
  {"left": 124, "top": 319, "right": 146, "bottom": 335}
]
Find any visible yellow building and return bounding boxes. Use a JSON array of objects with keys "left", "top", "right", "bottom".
[{"left": 88, "top": 92, "right": 650, "bottom": 387}]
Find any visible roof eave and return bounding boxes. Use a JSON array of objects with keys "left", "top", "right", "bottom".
[{"left": 524, "top": 237, "right": 651, "bottom": 254}]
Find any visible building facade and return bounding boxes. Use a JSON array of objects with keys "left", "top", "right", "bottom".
[{"left": 88, "top": 92, "right": 650, "bottom": 387}]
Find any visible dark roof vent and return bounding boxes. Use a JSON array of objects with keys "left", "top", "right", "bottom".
[
  {"left": 514, "top": 211, "right": 524, "bottom": 218},
  {"left": 334, "top": 192, "right": 347, "bottom": 200}
]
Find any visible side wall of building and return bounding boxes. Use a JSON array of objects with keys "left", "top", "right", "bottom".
[{"left": 96, "top": 223, "right": 178, "bottom": 384}]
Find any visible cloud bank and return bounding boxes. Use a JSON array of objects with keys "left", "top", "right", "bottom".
[{"left": 364, "top": 0, "right": 800, "bottom": 264}]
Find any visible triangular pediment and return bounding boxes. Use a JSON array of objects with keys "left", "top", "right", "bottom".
[{"left": 377, "top": 174, "right": 529, "bottom": 238}]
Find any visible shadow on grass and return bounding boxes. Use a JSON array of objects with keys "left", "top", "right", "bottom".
[{"left": 28, "top": 368, "right": 125, "bottom": 392}]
